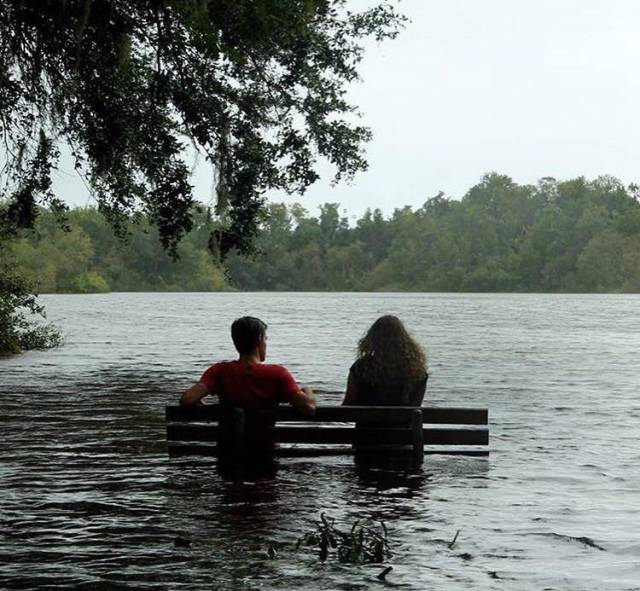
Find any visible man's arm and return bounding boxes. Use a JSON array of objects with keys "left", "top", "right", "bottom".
[
  {"left": 290, "top": 386, "right": 316, "bottom": 415},
  {"left": 180, "top": 382, "right": 210, "bottom": 406}
]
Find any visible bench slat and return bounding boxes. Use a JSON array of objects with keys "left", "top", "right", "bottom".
[
  {"left": 424, "top": 449, "right": 489, "bottom": 457},
  {"left": 167, "top": 424, "right": 219, "bottom": 442},
  {"left": 167, "top": 423, "right": 488, "bottom": 446},
  {"left": 276, "top": 426, "right": 413, "bottom": 445},
  {"left": 168, "top": 444, "right": 490, "bottom": 458},
  {"left": 305, "top": 406, "right": 487, "bottom": 425},
  {"left": 165, "top": 405, "right": 488, "bottom": 425},
  {"left": 424, "top": 428, "right": 488, "bottom": 445},
  {"left": 420, "top": 407, "right": 487, "bottom": 425},
  {"left": 270, "top": 406, "right": 420, "bottom": 423},
  {"left": 168, "top": 443, "right": 217, "bottom": 457},
  {"left": 166, "top": 405, "right": 225, "bottom": 422},
  {"left": 167, "top": 424, "right": 409, "bottom": 445}
]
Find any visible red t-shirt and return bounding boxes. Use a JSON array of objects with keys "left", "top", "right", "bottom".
[{"left": 200, "top": 360, "right": 301, "bottom": 408}]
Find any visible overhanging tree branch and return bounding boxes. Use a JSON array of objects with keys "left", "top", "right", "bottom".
[{"left": 0, "top": 0, "right": 406, "bottom": 256}]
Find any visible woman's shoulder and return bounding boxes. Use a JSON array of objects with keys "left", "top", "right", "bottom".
[
  {"left": 349, "top": 356, "right": 372, "bottom": 376},
  {"left": 349, "top": 358, "right": 362, "bottom": 371}
]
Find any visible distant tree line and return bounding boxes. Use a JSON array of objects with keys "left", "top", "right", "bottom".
[
  {"left": 229, "top": 174, "right": 640, "bottom": 292},
  {"left": 7, "top": 206, "right": 226, "bottom": 293},
  {"left": 7, "top": 174, "right": 640, "bottom": 294}
]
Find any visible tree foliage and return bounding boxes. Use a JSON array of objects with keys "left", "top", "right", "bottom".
[
  {"left": 225, "top": 174, "right": 640, "bottom": 292},
  {"left": 0, "top": 0, "right": 404, "bottom": 354},
  {"left": 8, "top": 174, "right": 640, "bottom": 295},
  {"left": 8, "top": 204, "right": 227, "bottom": 292},
  {"left": 0, "top": 0, "right": 405, "bottom": 254},
  {"left": 0, "top": 259, "right": 62, "bottom": 355}
]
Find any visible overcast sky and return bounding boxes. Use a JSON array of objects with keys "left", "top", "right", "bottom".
[{"left": 54, "top": 0, "right": 640, "bottom": 219}]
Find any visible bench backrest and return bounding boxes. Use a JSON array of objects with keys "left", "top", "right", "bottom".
[{"left": 166, "top": 405, "right": 489, "bottom": 463}]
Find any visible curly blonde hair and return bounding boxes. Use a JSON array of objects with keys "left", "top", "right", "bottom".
[{"left": 356, "top": 315, "right": 427, "bottom": 385}]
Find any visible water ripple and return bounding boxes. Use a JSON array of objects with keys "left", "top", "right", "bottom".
[{"left": 1, "top": 292, "right": 639, "bottom": 590}]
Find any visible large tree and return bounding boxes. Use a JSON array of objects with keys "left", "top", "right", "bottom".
[{"left": 0, "top": 0, "right": 405, "bottom": 253}]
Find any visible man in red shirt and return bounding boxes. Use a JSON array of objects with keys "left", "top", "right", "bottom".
[{"left": 180, "top": 316, "right": 316, "bottom": 415}]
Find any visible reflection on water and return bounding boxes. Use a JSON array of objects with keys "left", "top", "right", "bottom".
[{"left": 1, "top": 292, "right": 640, "bottom": 589}]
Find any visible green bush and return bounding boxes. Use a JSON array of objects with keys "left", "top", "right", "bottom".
[{"left": 0, "top": 261, "right": 62, "bottom": 355}]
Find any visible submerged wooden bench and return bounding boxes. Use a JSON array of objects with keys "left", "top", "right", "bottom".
[{"left": 165, "top": 405, "right": 489, "bottom": 465}]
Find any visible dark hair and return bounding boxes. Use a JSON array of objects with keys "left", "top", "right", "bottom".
[
  {"left": 231, "top": 316, "right": 267, "bottom": 355},
  {"left": 357, "top": 315, "right": 427, "bottom": 383}
]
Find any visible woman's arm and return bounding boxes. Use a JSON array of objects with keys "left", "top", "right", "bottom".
[
  {"left": 408, "top": 373, "right": 428, "bottom": 406},
  {"left": 342, "top": 371, "right": 358, "bottom": 405}
]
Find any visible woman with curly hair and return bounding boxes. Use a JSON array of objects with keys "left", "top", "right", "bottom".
[{"left": 342, "top": 315, "right": 428, "bottom": 406}]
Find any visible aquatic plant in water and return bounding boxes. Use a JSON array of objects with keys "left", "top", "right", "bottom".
[{"left": 296, "top": 513, "right": 392, "bottom": 564}]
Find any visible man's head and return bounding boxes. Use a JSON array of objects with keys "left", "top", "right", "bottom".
[{"left": 231, "top": 316, "right": 268, "bottom": 361}]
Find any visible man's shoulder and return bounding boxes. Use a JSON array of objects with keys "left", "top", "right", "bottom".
[
  {"left": 203, "top": 360, "right": 236, "bottom": 373},
  {"left": 259, "top": 363, "right": 292, "bottom": 375},
  {"left": 258, "top": 363, "right": 300, "bottom": 396}
]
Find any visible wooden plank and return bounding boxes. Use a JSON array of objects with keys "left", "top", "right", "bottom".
[
  {"left": 270, "top": 406, "right": 488, "bottom": 424},
  {"left": 167, "top": 424, "right": 218, "bottom": 442},
  {"left": 276, "top": 447, "right": 353, "bottom": 457},
  {"left": 166, "top": 405, "right": 224, "bottom": 422},
  {"left": 167, "top": 423, "right": 488, "bottom": 446},
  {"left": 168, "top": 443, "right": 217, "bottom": 457},
  {"left": 273, "top": 426, "right": 414, "bottom": 445},
  {"left": 411, "top": 409, "right": 424, "bottom": 466},
  {"left": 423, "top": 428, "right": 488, "bottom": 445},
  {"left": 420, "top": 407, "right": 488, "bottom": 425},
  {"left": 267, "top": 406, "right": 418, "bottom": 423},
  {"left": 165, "top": 405, "right": 488, "bottom": 425},
  {"left": 276, "top": 446, "right": 489, "bottom": 458},
  {"left": 424, "top": 449, "right": 490, "bottom": 456},
  {"left": 165, "top": 405, "right": 416, "bottom": 423},
  {"left": 168, "top": 443, "right": 488, "bottom": 458},
  {"left": 274, "top": 426, "right": 352, "bottom": 444}
]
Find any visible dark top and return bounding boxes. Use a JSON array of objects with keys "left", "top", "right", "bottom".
[{"left": 348, "top": 358, "right": 428, "bottom": 406}]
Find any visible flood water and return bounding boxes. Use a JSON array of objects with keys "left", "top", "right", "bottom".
[{"left": 1, "top": 292, "right": 639, "bottom": 590}]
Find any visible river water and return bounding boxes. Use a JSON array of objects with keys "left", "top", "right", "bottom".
[{"left": 1, "top": 292, "right": 638, "bottom": 590}]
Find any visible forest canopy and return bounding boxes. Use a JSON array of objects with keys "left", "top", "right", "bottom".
[{"left": 8, "top": 173, "right": 640, "bottom": 294}]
